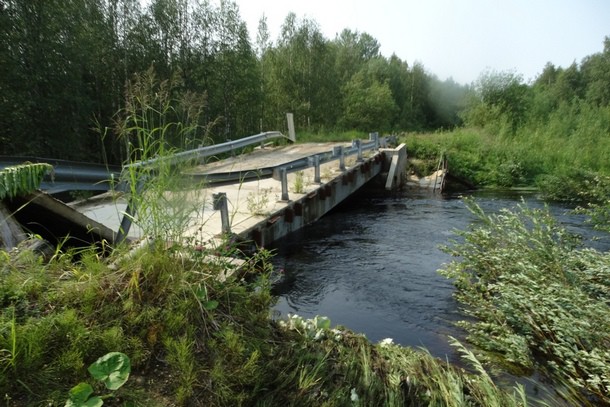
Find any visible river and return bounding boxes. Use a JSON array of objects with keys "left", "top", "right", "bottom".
[{"left": 270, "top": 188, "right": 609, "bottom": 363}]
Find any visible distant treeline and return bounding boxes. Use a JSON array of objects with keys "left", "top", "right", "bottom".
[{"left": 0, "top": 0, "right": 609, "bottom": 166}]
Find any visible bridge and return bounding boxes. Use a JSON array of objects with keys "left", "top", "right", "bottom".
[{"left": 0, "top": 129, "right": 407, "bottom": 253}]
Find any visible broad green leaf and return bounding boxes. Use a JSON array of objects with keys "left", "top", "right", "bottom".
[
  {"left": 67, "top": 382, "right": 94, "bottom": 404},
  {"left": 203, "top": 300, "right": 219, "bottom": 310},
  {"left": 65, "top": 383, "right": 103, "bottom": 407},
  {"left": 87, "top": 352, "right": 131, "bottom": 390}
]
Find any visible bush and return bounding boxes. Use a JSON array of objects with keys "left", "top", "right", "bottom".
[{"left": 440, "top": 199, "right": 610, "bottom": 405}]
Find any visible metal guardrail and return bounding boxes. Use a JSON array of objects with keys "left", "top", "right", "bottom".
[
  {"left": 0, "top": 132, "right": 395, "bottom": 195},
  {"left": 123, "top": 130, "right": 294, "bottom": 173},
  {"left": 189, "top": 133, "right": 397, "bottom": 185},
  {"left": 271, "top": 133, "right": 396, "bottom": 178}
]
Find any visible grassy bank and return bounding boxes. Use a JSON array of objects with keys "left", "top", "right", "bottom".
[
  {"left": 1, "top": 239, "right": 541, "bottom": 406},
  {"left": 403, "top": 126, "right": 610, "bottom": 201},
  {"left": 439, "top": 199, "right": 610, "bottom": 406}
]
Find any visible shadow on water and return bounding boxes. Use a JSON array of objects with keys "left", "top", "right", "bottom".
[{"left": 269, "top": 188, "right": 610, "bottom": 368}]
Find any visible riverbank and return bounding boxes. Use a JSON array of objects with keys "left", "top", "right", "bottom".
[
  {"left": 1, "top": 237, "right": 537, "bottom": 406},
  {"left": 2, "top": 151, "right": 609, "bottom": 405}
]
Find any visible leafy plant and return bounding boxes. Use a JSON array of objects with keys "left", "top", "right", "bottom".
[
  {"left": 0, "top": 163, "right": 53, "bottom": 199},
  {"left": 440, "top": 199, "right": 610, "bottom": 405},
  {"left": 65, "top": 352, "right": 131, "bottom": 407},
  {"left": 246, "top": 187, "right": 272, "bottom": 216}
]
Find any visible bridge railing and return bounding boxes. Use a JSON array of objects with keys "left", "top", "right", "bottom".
[
  {"left": 271, "top": 132, "right": 395, "bottom": 178},
  {"left": 270, "top": 132, "right": 395, "bottom": 202},
  {"left": 208, "top": 132, "right": 396, "bottom": 234}
]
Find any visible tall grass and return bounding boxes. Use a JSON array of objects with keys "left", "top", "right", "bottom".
[
  {"left": 404, "top": 101, "right": 610, "bottom": 194},
  {"left": 110, "top": 69, "right": 214, "bottom": 244}
]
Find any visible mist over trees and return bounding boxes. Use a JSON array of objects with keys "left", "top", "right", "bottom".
[{"left": 1, "top": 0, "right": 609, "bottom": 166}]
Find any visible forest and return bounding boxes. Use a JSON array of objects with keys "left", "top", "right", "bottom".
[
  {"left": 2, "top": 0, "right": 609, "bottom": 180},
  {"left": 0, "top": 0, "right": 468, "bottom": 164}
]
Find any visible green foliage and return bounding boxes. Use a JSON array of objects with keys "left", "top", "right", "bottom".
[
  {"left": 66, "top": 383, "right": 103, "bottom": 407},
  {"left": 440, "top": 199, "right": 610, "bottom": 405},
  {"left": 293, "top": 170, "right": 305, "bottom": 194},
  {"left": 87, "top": 352, "right": 131, "bottom": 391},
  {"left": 572, "top": 174, "right": 610, "bottom": 232},
  {"left": 66, "top": 352, "right": 131, "bottom": 406},
  {"left": 447, "top": 38, "right": 610, "bottom": 194},
  {"left": 1, "top": 224, "right": 545, "bottom": 406},
  {"left": 2, "top": 0, "right": 470, "bottom": 161},
  {"left": 341, "top": 69, "right": 398, "bottom": 131},
  {"left": 465, "top": 70, "right": 529, "bottom": 134},
  {"left": 0, "top": 163, "right": 53, "bottom": 199},
  {"left": 116, "top": 69, "right": 210, "bottom": 243}
]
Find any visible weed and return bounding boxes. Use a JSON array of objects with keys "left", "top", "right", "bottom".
[
  {"left": 66, "top": 352, "right": 131, "bottom": 406},
  {"left": 293, "top": 170, "right": 305, "bottom": 194},
  {"left": 246, "top": 187, "right": 272, "bottom": 216},
  {"left": 440, "top": 199, "right": 610, "bottom": 405},
  {"left": 112, "top": 69, "right": 211, "bottom": 244}
]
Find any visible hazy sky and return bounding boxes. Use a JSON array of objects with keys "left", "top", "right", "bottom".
[{"left": 234, "top": 0, "right": 610, "bottom": 84}]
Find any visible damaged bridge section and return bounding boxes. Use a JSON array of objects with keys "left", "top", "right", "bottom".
[{"left": 1, "top": 132, "right": 407, "bottom": 253}]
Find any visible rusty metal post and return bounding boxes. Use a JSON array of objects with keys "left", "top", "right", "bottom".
[{"left": 213, "top": 192, "right": 231, "bottom": 234}]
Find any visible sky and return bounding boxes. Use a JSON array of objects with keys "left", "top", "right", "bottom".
[{"left": 234, "top": 0, "right": 610, "bottom": 85}]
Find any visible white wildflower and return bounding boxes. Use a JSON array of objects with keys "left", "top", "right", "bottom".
[
  {"left": 379, "top": 338, "right": 394, "bottom": 347},
  {"left": 350, "top": 388, "right": 359, "bottom": 402}
]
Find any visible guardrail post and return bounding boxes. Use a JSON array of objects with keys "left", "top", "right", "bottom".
[
  {"left": 369, "top": 132, "right": 379, "bottom": 149},
  {"left": 353, "top": 139, "right": 363, "bottom": 162},
  {"left": 280, "top": 167, "right": 290, "bottom": 201},
  {"left": 333, "top": 146, "right": 345, "bottom": 171},
  {"left": 213, "top": 192, "right": 231, "bottom": 234},
  {"left": 314, "top": 155, "right": 321, "bottom": 183}
]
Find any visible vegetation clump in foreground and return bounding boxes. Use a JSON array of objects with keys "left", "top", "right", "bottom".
[
  {"left": 0, "top": 234, "right": 541, "bottom": 406},
  {"left": 440, "top": 199, "right": 610, "bottom": 406}
]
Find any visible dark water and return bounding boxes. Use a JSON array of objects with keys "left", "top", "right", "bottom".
[{"left": 270, "top": 189, "right": 609, "bottom": 362}]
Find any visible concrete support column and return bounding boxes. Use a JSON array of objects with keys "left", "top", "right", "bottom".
[{"left": 213, "top": 192, "right": 231, "bottom": 234}]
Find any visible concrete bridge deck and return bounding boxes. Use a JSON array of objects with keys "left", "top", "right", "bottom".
[{"left": 75, "top": 140, "right": 405, "bottom": 249}]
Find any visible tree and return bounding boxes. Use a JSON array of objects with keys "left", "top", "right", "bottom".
[
  {"left": 465, "top": 70, "right": 530, "bottom": 134},
  {"left": 265, "top": 13, "right": 338, "bottom": 130},
  {"left": 341, "top": 70, "right": 397, "bottom": 131},
  {"left": 581, "top": 37, "right": 610, "bottom": 107}
]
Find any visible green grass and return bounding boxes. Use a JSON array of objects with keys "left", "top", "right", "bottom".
[
  {"left": 0, "top": 237, "right": 550, "bottom": 406},
  {"left": 403, "top": 123, "right": 610, "bottom": 197}
]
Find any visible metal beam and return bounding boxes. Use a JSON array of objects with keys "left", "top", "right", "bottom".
[{"left": 123, "top": 131, "right": 291, "bottom": 173}]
